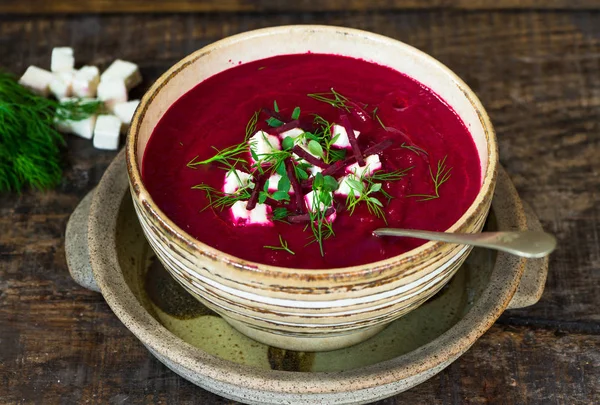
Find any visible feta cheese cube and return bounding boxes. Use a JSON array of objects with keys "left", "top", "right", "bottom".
[
  {"left": 93, "top": 115, "right": 121, "bottom": 150},
  {"left": 249, "top": 130, "right": 281, "bottom": 163},
  {"left": 112, "top": 100, "right": 139, "bottom": 125},
  {"left": 97, "top": 79, "right": 128, "bottom": 111},
  {"left": 19, "top": 66, "right": 54, "bottom": 96},
  {"left": 230, "top": 201, "right": 272, "bottom": 226},
  {"left": 279, "top": 127, "right": 304, "bottom": 141},
  {"left": 55, "top": 115, "right": 97, "bottom": 140},
  {"left": 100, "top": 59, "right": 142, "bottom": 90},
  {"left": 308, "top": 166, "right": 322, "bottom": 177},
  {"left": 304, "top": 191, "right": 337, "bottom": 222},
  {"left": 223, "top": 170, "right": 253, "bottom": 194},
  {"left": 304, "top": 190, "right": 331, "bottom": 213},
  {"left": 331, "top": 124, "right": 360, "bottom": 149},
  {"left": 267, "top": 173, "right": 295, "bottom": 193},
  {"left": 72, "top": 66, "right": 100, "bottom": 98},
  {"left": 51, "top": 47, "right": 75, "bottom": 72},
  {"left": 346, "top": 154, "right": 382, "bottom": 178},
  {"left": 49, "top": 71, "right": 74, "bottom": 99},
  {"left": 335, "top": 175, "right": 362, "bottom": 197}
]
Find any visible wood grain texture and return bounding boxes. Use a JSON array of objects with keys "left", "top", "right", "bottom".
[
  {"left": 0, "top": 8, "right": 599, "bottom": 405},
  {"left": 2, "top": 0, "right": 600, "bottom": 14}
]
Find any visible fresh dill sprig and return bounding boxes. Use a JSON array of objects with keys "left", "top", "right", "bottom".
[
  {"left": 306, "top": 173, "right": 338, "bottom": 255},
  {"left": 0, "top": 71, "right": 102, "bottom": 193},
  {"left": 191, "top": 183, "right": 252, "bottom": 211},
  {"left": 407, "top": 155, "right": 452, "bottom": 201},
  {"left": 370, "top": 167, "right": 414, "bottom": 182},
  {"left": 307, "top": 88, "right": 352, "bottom": 112},
  {"left": 245, "top": 110, "right": 260, "bottom": 140},
  {"left": 372, "top": 107, "right": 386, "bottom": 130},
  {"left": 264, "top": 235, "right": 295, "bottom": 255},
  {"left": 401, "top": 142, "right": 428, "bottom": 156},
  {"left": 271, "top": 207, "right": 290, "bottom": 223},
  {"left": 187, "top": 141, "right": 249, "bottom": 168},
  {"left": 188, "top": 112, "right": 260, "bottom": 168}
]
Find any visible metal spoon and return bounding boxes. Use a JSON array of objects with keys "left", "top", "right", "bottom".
[{"left": 372, "top": 229, "right": 557, "bottom": 258}]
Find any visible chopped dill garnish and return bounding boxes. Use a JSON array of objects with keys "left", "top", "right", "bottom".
[
  {"left": 264, "top": 235, "right": 295, "bottom": 255},
  {"left": 0, "top": 71, "right": 102, "bottom": 192},
  {"left": 245, "top": 110, "right": 260, "bottom": 140},
  {"left": 401, "top": 142, "right": 428, "bottom": 156},
  {"left": 407, "top": 155, "right": 452, "bottom": 201},
  {"left": 187, "top": 111, "right": 260, "bottom": 168},
  {"left": 307, "top": 88, "right": 352, "bottom": 112},
  {"left": 271, "top": 207, "right": 290, "bottom": 222},
  {"left": 370, "top": 167, "right": 414, "bottom": 182},
  {"left": 372, "top": 107, "right": 386, "bottom": 129},
  {"left": 187, "top": 141, "right": 248, "bottom": 168},
  {"left": 273, "top": 100, "right": 280, "bottom": 113},
  {"left": 191, "top": 183, "right": 252, "bottom": 211}
]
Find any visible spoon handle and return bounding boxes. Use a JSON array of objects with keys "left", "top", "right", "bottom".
[{"left": 372, "top": 229, "right": 557, "bottom": 258}]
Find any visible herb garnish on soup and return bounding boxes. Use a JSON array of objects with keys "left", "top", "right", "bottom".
[{"left": 142, "top": 54, "right": 481, "bottom": 269}]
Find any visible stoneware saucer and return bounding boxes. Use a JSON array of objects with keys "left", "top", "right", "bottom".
[{"left": 66, "top": 151, "right": 548, "bottom": 404}]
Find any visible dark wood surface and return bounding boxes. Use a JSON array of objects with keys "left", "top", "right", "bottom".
[
  {"left": 3, "top": 0, "right": 600, "bottom": 14},
  {"left": 1, "top": 5, "right": 599, "bottom": 405}
]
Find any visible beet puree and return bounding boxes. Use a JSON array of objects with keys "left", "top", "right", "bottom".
[{"left": 142, "top": 54, "right": 481, "bottom": 269}]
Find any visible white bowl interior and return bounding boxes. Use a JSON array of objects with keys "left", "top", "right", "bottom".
[{"left": 135, "top": 25, "right": 488, "bottom": 182}]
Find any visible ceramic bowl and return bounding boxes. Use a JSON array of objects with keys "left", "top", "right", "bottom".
[
  {"left": 125, "top": 25, "right": 498, "bottom": 351},
  {"left": 69, "top": 152, "right": 547, "bottom": 405}
]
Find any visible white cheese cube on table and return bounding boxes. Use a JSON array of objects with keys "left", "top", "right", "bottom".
[
  {"left": 113, "top": 100, "right": 140, "bottom": 125},
  {"left": 279, "top": 127, "right": 304, "bottom": 142},
  {"left": 335, "top": 175, "right": 362, "bottom": 197},
  {"left": 346, "top": 154, "right": 382, "bottom": 178},
  {"left": 54, "top": 97, "right": 98, "bottom": 139},
  {"left": 19, "top": 66, "right": 54, "bottom": 96},
  {"left": 51, "top": 47, "right": 75, "bottom": 72},
  {"left": 249, "top": 130, "right": 281, "bottom": 164},
  {"left": 230, "top": 201, "right": 272, "bottom": 226},
  {"left": 223, "top": 170, "right": 253, "bottom": 194},
  {"left": 331, "top": 124, "right": 360, "bottom": 149},
  {"left": 100, "top": 59, "right": 142, "bottom": 90},
  {"left": 93, "top": 115, "right": 121, "bottom": 150},
  {"left": 55, "top": 115, "right": 97, "bottom": 140},
  {"left": 267, "top": 173, "right": 295, "bottom": 193},
  {"left": 97, "top": 79, "right": 128, "bottom": 111},
  {"left": 72, "top": 66, "right": 100, "bottom": 98},
  {"left": 49, "top": 71, "right": 74, "bottom": 99}
]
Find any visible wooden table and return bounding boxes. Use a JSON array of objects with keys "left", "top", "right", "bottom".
[{"left": 1, "top": 2, "right": 599, "bottom": 404}]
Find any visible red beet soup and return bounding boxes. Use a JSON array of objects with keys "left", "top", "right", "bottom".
[{"left": 142, "top": 54, "right": 481, "bottom": 269}]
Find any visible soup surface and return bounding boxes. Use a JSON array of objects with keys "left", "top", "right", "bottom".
[{"left": 142, "top": 54, "right": 481, "bottom": 269}]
